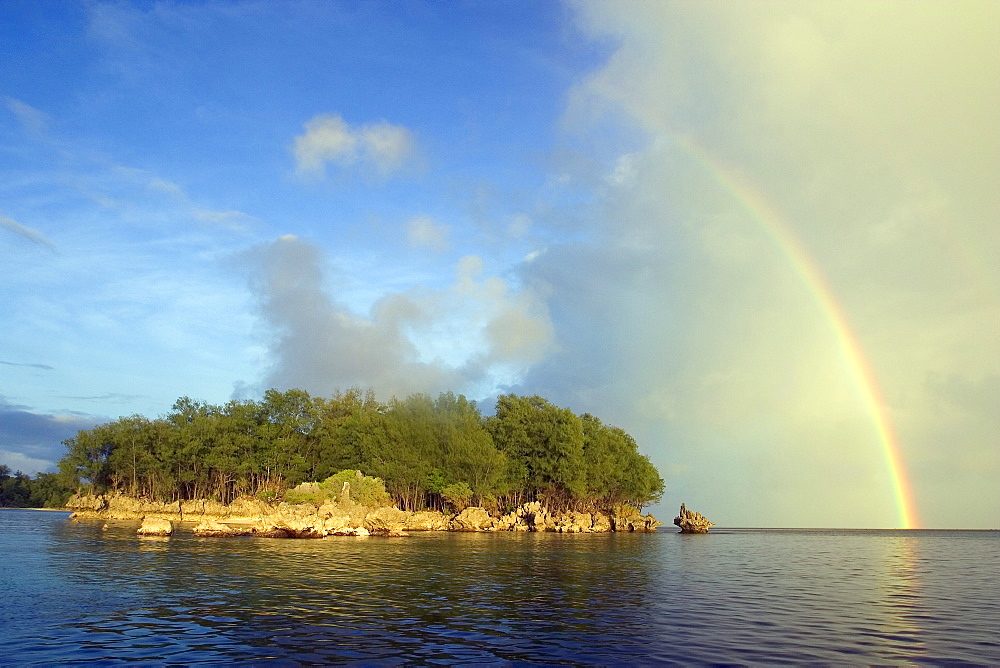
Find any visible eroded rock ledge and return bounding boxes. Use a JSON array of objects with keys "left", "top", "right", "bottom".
[{"left": 66, "top": 493, "right": 660, "bottom": 538}]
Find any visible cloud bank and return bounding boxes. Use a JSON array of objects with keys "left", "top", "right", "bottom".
[
  {"left": 245, "top": 235, "right": 554, "bottom": 401},
  {"left": 0, "top": 396, "right": 101, "bottom": 475}
]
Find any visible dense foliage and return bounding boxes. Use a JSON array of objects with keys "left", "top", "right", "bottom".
[
  {"left": 0, "top": 465, "right": 73, "bottom": 508},
  {"left": 57, "top": 389, "right": 664, "bottom": 512}
]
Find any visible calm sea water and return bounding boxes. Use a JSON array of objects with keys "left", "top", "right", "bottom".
[{"left": 1, "top": 509, "right": 997, "bottom": 665}]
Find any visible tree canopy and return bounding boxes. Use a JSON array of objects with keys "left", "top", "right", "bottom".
[{"left": 57, "top": 389, "right": 664, "bottom": 513}]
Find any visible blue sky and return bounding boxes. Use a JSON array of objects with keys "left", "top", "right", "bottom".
[{"left": 2, "top": 1, "right": 997, "bottom": 528}]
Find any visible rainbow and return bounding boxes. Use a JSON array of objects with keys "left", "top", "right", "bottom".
[{"left": 672, "top": 134, "right": 920, "bottom": 529}]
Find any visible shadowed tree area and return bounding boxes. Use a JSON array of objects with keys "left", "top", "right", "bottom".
[
  {"left": 0, "top": 464, "right": 73, "bottom": 508},
  {"left": 57, "top": 389, "right": 664, "bottom": 513}
]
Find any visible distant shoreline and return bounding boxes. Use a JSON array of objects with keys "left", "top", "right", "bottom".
[{"left": 0, "top": 507, "right": 71, "bottom": 512}]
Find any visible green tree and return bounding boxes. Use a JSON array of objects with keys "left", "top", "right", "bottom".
[
  {"left": 581, "top": 414, "right": 664, "bottom": 510},
  {"left": 487, "top": 394, "right": 586, "bottom": 510}
]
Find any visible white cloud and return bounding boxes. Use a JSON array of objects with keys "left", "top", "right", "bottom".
[
  {"left": 361, "top": 122, "right": 416, "bottom": 175},
  {"left": 292, "top": 114, "right": 357, "bottom": 174},
  {"left": 407, "top": 215, "right": 450, "bottom": 252},
  {"left": 292, "top": 113, "right": 416, "bottom": 178},
  {"left": 0, "top": 450, "right": 55, "bottom": 476}
]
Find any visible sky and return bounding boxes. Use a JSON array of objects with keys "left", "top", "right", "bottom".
[{"left": 1, "top": 1, "right": 997, "bottom": 529}]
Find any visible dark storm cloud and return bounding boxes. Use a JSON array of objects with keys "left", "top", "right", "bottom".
[{"left": 0, "top": 395, "right": 103, "bottom": 472}]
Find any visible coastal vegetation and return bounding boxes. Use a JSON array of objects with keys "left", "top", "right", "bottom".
[
  {"left": 0, "top": 465, "right": 72, "bottom": 508},
  {"left": 57, "top": 389, "right": 663, "bottom": 513}
]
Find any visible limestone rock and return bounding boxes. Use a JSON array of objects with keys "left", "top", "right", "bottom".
[
  {"left": 251, "top": 523, "right": 291, "bottom": 538},
  {"left": 65, "top": 493, "right": 108, "bottom": 512},
  {"left": 272, "top": 513, "right": 326, "bottom": 538},
  {"left": 103, "top": 494, "right": 180, "bottom": 520},
  {"left": 405, "top": 510, "right": 451, "bottom": 531},
  {"left": 491, "top": 503, "right": 642, "bottom": 533},
  {"left": 673, "top": 503, "right": 714, "bottom": 533},
  {"left": 192, "top": 519, "right": 250, "bottom": 537},
  {"left": 517, "top": 501, "right": 553, "bottom": 531},
  {"left": 559, "top": 511, "right": 593, "bottom": 533},
  {"left": 591, "top": 512, "right": 613, "bottom": 533},
  {"left": 615, "top": 511, "right": 663, "bottom": 532},
  {"left": 494, "top": 508, "right": 529, "bottom": 531},
  {"left": 226, "top": 496, "right": 272, "bottom": 519},
  {"left": 137, "top": 517, "right": 173, "bottom": 536},
  {"left": 450, "top": 506, "right": 494, "bottom": 531},
  {"left": 277, "top": 521, "right": 325, "bottom": 538},
  {"left": 364, "top": 507, "right": 410, "bottom": 536},
  {"left": 322, "top": 511, "right": 359, "bottom": 536}
]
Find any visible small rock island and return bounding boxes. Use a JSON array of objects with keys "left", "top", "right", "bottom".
[{"left": 673, "top": 503, "right": 714, "bottom": 533}]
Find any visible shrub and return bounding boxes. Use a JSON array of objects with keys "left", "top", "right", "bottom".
[
  {"left": 441, "top": 481, "right": 473, "bottom": 512},
  {"left": 319, "top": 470, "right": 391, "bottom": 507},
  {"left": 280, "top": 470, "right": 393, "bottom": 507}
]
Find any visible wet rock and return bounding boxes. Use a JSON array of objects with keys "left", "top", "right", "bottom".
[
  {"left": 673, "top": 503, "right": 714, "bottom": 533},
  {"left": 251, "top": 523, "right": 291, "bottom": 538},
  {"left": 137, "top": 518, "right": 173, "bottom": 536}
]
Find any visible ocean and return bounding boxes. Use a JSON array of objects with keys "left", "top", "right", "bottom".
[{"left": 1, "top": 508, "right": 997, "bottom": 664}]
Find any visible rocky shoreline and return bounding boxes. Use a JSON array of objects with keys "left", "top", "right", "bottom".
[{"left": 66, "top": 493, "right": 661, "bottom": 538}]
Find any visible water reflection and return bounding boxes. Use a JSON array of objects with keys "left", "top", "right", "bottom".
[
  {"left": 52, "top": 522, "right": 664, "bottom": 663},
  {"left": 2, "top": 512, "right": 995, "bottom": 664},
  {"left": 873, "top": 534, "right": 926, "bottom": 656}
]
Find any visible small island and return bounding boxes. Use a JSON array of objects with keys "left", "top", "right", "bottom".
[
  {"left": 673, "top": 503, "right": 715, "bottom": 533},
  {"left": 56, "top": 389, "right": 665, "bottom": 536}
]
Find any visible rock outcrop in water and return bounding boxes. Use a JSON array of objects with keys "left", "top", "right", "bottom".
[
  {"left": 136, "top": 517, "right": 173, "bottom": 536},
  {"left": 192, "top": 519, "right": 251, "bottom": 537},
  {"left": 673, "top": 503, "right": 714, "bottom": 533},
  {"left": 66, "top": 493, "right": 661, "bottom": 538}
]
